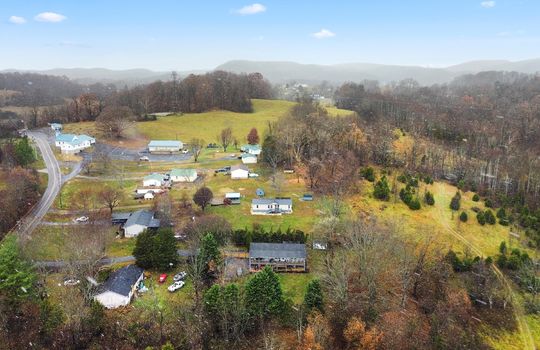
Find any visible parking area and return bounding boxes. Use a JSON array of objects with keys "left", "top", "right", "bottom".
[{"left": 90, "top": 143, "right": 192, "bottom": 162}]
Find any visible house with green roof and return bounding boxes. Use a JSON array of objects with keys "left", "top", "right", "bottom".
[
  {"left": 143, "top": 173, "right": 167, "bottom": 187},
  {"left": 54, "top": 133, "right": 95, "bottom": 154},
  {"left": 169, "top": 168, "right": 198, "bottom": 183}
]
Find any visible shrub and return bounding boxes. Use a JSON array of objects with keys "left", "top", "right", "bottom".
[
  {"left": 450, "top": 192, "right": 461, "bottom": 211},
  {"left": 472, "top": 193, "right": 480, "bottom": 202},
  {"left": 408, "top": 198, "right": 421, "bottom": 210},
  {"left": 373, "top": 176, "right": 390, "bottom": 201},
  {"left": 485, "top": 198, "right": 494, "bottom": 208},
  {"left": 459, "top": 211, "right": 468, "bottom": 222},
  {"left": 360, "top": 167, "right": 375, "bottom": 182},
  {"left": 477, "top": 212, "right": 486, "bottom": 225},
  {"left": 424, "top": 191, "right": 435, "bottom": 206},
  {"left": 499, "top": 218, "right": 510, "bottom": 226},
  {"left": 484, "top": 209, "right": 496, "bottom": 225},
  {"left": 496, "top": 208, "right": 507, "bottom": 219}
]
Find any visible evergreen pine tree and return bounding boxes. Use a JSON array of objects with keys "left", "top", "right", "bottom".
[
  {"left": 245, "top": 266, "right": 284, "bottom": 319},
  {"left": 133, "top": 230, "right": 155, "bottom": 269},
  {"left": 304, "top": 279, "right": 324, "bottom": 312}
]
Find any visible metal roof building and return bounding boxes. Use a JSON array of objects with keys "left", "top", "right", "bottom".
[
  {"left": 148, "top": 140, "right": 183, "bottom": 153},
  {"left": 94, "top": 265, "right": 144, "bottom": 309},
  {"left": 249, "top": 242, "right": 307, "bottom": 272}
]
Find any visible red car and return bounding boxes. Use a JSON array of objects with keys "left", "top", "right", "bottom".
[{"left": 158, "top": 274, "right": 168, "bottom": 283}]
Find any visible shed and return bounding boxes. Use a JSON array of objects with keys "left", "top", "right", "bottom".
[
  {"left": 302, "top": 194, "right": 313, "bottom": 201},
  {"left": 148, "top": 140, "right": 183, "bottom": 153},
  {"left": 230, "top": 164, "right": 249, "bottom": 179},
  {"left": 249, "top": 243, "right": 307, "bottom": 272},
  {"left": 225, "top": 192, "right": 241, "bottom": 204},
  {"left": 94, "top": 265, "right": 144, "bottom": 309}
]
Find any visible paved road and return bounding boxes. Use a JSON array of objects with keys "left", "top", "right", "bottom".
[{"left": 17, "top": 131, "right": 63, "bottom": 238}]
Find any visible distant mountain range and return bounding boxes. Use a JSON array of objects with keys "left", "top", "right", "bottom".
[{"left": 3, "top": 59, "right": 540, "bottom": 86}]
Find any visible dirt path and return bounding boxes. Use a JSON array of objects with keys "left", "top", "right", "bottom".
[{"left": 435, "top": 184, "right": 535, "bottom": 350}]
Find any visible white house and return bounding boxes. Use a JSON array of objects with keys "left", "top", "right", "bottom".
[
  {"left": 251, "top": 198, "right": 293, "bottom": 215},
  {"left": 241, "top": 144, "right": 262, "bottom": 155},
  {"left": 231, "top": 164, "right": 249, "bottom": 179},
  {"left": 136, "top": 188, "right": 164, "bottom": 195},
  {"left": 50, "top": 123, "right": 62, "bottom": 132},
  {"left": 94, "top": 265, "right": 144, "bottom": 309},
  {"left": 170, "top": 168, "right": 198, "bottom": 183},
  {"left": 55, "top": 133, "right": 95, "bottom": 154},
  {"left": 143, "top": 173, "right": 167, "bottom": 187},
  {"left": 148, "top": 140, "right": 183, "bottom": 153},
  {"left": 115, "top": 210, "right": 161, "bottom": 238},
  {"left": 241, "top": 153, "right": 258, "bottom": 164}
]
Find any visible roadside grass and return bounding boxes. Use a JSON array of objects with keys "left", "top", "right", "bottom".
[
  {"left": 54, "top": 178, "right": 137, "bottom": 210},
  {"left": 107, "top": 237, "right": 136, "bottom": 257}
]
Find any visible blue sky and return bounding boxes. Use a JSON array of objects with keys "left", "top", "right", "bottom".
[{"left": 1, "top": 0, "right": 539, "bottom": 70}]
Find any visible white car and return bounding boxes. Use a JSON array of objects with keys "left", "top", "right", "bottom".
[
  {"left": 173, "top": 271, "right": 187, "bottom": 281},
  {"left": 248, "top": 173, "right": 259, "bottom": 178},
  {"left": 168, "top": 280, "right": 185, "bottom": 292},
  {"left": 181, "top": 149, "right": 189, "bottom": 154},
  {"left": 74, "top": 216, "right": 89, "bottom": 223},
  {"left": 139, "top": 156, "right": 150, "bottom": 161},
  {"left": 63, "top": 278, "right": 80, "bottom": 286}
]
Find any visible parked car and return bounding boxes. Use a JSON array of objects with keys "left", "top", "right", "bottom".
[
  {"left": 158, "top": 274, "right": 168, "bottom": 283},
  {"left": 248, "top": 173, "right": 259, "bottom": 178},
  {"left": 168, "top": 281, "right": 185, "bottom": 292},
  {"left": 139, "top": 156, "right": 150, "bottom": 161},
  {"left": 214, "top": 168, "right": 227, "bottom": 174},
  {"left": 74, "top": 216, "right": 89, "bottom": 223},
  {"left": 181, "top": 149, "right": 189, "bottom": 154},
  {"left": 63, "top": 278, "right": 80, "bottom": 286},
  {"left": 173, "top": 271, "right": 187, "bottom": 281}
]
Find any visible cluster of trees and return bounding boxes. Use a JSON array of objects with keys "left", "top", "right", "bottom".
[
  {"left": 231, "top": 227, "right": 307, "bottom": 246},
  {"left": 133, "top": 228, "right": 178, "bottom": 270},
  {"left": 0, "top": 167, "right": 41, "bottom": 239},
  {"left": 0, "top": 136, "right": 37, "bottom": 168}
]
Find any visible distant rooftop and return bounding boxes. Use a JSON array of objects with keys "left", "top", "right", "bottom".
[
  {"left": 144, "top": 173, "right": 167, "bottom": 181},
  {"left": 148, "top": 140, "right": 182, "bottom": 147},
  {"left": 125, "top": 209, "right": 160, "bottom": 228},
  {"left": 231, "top": 164, "right": 249, "bottom": 172},
  {"left": 170, "top": 168, "right": 197, "bottom": 177},
  {"left": 252, "top": 198, "right": 292, "bottom": 206}
]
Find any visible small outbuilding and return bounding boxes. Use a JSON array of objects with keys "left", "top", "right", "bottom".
[
  {"left": 94, "top": 265, "right": 144, "bottom": 309},
  {"left": 230, "top": 164, "right": 249, "bottom": 179},
  {"left": 225, "top": 192, "right": 241, "bottom": 204},
  {"left": 249, "top": 242, "right": 307, "bottom": 272},
  {"left": 148, "top": 140, "right": 183, "bottom": 153},
  {"left": 170, "top": 168, "right": 198, "bottom": 183}
]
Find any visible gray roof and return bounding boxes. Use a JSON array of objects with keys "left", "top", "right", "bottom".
[
  {"left": 148, "top": 140, "right": 182, "bottom": 147},
  {"left": 112, "top": 212, "right": 132, "bottom": 221},
  {"left": 98, "top": 264, "right": 143, "bottom": 297},
  {"left": 231, "top": 164, "right": 249, "bottom": 172},
  {"left": 252, "top": 198, "right": 292, "bottom": 206},
  {"left": 249, "top": 243, "right": 306, "bottom": 259},
  {"left": 125, "top": 209, "right": 160, "bottom": 228}
]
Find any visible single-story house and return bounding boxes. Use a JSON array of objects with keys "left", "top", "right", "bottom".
[
  {"left": 54, "top": 133, "right": 95, "bottom": 154},
  {"left": 143, "top": 173, "right": 167, "bottom": 187},
  {"left": 225, "top": 192, "right": 241, "bottom": 204},
  {"left": 241, "top": 153, "right": 258, "bottom": 164},
  {"left": 231, "top": 164, "right": 249, "bottom": 179},
  {"left": 136, "top": 188, "right": 164, "bottom": 195},
  {"left": 241, "top": 144, "right": 262, "bottom": 155},
  {"left": 148, "top": 140, "right": 183, "bottom": 153},
  {"left": 112, "top": 209, "right": 160, "bottom": 238},
  {"left": 94, "top": 265, "right": 144, "bottom": 309},
  {"left": 144, "top": 191, "right": 155, "bottom": 200},
  {"left": 249, "top": 242, "right": 307, "bottom": 272},
  {"left": 50, "top": 123, "right": 62, "bottom": 132},
  {"left": 170, "top": 168, "right": 198, "bottom": 183},
  {"left": 251, "top": 198, "right": 293, "bottom": 215}
]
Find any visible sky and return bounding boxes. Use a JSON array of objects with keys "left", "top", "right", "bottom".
[{"left": 1, "top": 0, "right": 539, "bottom": 71}]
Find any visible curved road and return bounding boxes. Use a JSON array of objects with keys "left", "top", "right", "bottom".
[{"left": 17, "top": 131, "right": 63, "bottom": 239}]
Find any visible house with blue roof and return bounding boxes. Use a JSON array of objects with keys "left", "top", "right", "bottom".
[{"left": 54, "top": 133, "right": 95, "bottom": 154}]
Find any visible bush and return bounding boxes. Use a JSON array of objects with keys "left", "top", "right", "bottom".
[
  {"left": 472, "top": 193, "right": 480, "bottom": 202},
  {"left": 360, "top": 167, "right": 375, "bottom": 182},
  {"left": 424, "top": 191, "right": 435, "bottom": 206},
  {"left": 496, "top": 208, "right": 507, "bottom": 219},
  {"left": 477, "top": 212, "right": 486, "bottom": 225},
  {"left": 373, "top": 176, "right": 390, "bottom": 201},
  {"left": 484, "top": 209, "right": 496, "bottom": 225},
  {"left": 485, "top": 198, "right": 494, "bottom": 208},
  {"left": 450, "top": 192, "right": 461, "bottom": 211},
  {"left": 499, "top": 218, "right": 510, "bottom": 226},
  {"left": 459, "top": 211, "right": 468, "bottom": 222},
  {"left": 408, "top": 198, "right": 421, "bottom": 210},
  {"left": 423, "top": 175, "right": 434, "bottom": 185}
]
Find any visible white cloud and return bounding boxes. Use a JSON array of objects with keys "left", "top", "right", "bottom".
[
  {"left": 34, "top": 12, "right": 67, "bottom": 23},
  {"left": 9, "top": 15, "right": 27, "bottom": 24},
  {"left": 480, "top": 1, "right": 496, "bottom": 8},
  {"left": 312, "top": 28, "right": 336, "bottom": 39},
  {"left": 235, "top": 3, "right": 266, "bottom": 15}
]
